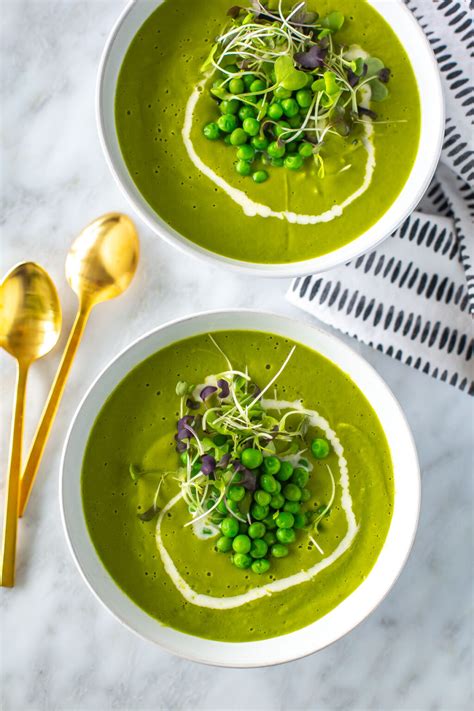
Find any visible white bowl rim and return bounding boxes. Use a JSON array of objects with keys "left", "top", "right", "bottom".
[
  {"left": 60, "top": 309, "right": 421, "bottom": 667},
  {"left": 96, "top": 0, "right": 444, "bottom": 278}
]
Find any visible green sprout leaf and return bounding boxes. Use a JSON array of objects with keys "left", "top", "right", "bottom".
[
  {"left": 364, "top": 57, "right": 385, "bottom": 78},
  {"left": 321, "top": 11, "right": 345, "bottom": 33},
  {"left": 370, "top": 78, "right": 389, "bottom": 101},
  {"left": 274, "top": 56, "right": 307, "bottom": 91}
]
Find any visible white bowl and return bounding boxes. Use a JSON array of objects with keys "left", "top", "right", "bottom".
[
  {"left": 97, "top": 0, "right": 444, "bottom": 277},
  {"left": 61, "top": 310, "right": 420, "bottom": 667}
]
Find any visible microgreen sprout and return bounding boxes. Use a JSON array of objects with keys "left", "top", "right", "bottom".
[{"left": 201, "top": 1, "right": 393, "bottom": 181}]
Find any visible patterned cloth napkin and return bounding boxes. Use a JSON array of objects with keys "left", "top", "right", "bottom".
[{"left": 286, "top": 0, "right": 473, "bottom": 395}]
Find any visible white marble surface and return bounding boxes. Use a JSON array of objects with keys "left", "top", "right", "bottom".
[{"left": 0, "top": 2, "right": 472, "bottom": 710}]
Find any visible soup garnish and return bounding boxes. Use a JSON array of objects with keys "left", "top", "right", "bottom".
[
  {"left": 131, "top": 336, "right": 338, "bottom": 574},
  {"left": 202, "top": 0, "right": 392, "bottom": 182}
]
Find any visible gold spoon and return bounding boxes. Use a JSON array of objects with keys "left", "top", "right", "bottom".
[
  {"left": 0, "top": 263, "right": 61, "bottom": 586},
  {"left": 18, "top": 213, "right": 139, "bottom": 516}
]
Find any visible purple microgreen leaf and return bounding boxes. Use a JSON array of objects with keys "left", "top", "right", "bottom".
[
  {"left": 240, "top": 469, "right": 258, "bottom": 491},
  {"left": 200, "top": 385, "right": 218, "bottom": 401},
  {"left": 347, "top": 69, "right": 359, "bottom": 87},
  {"left": 201, "top": 454, "right": 216, "bottom": 475},
  {"left": 217, "top": 379, "right": 230, "bottom": 398},
  {"left": 232, "top": 459, "right": 245, "bottom": 472},
  {"left": 186, "top": 397, "right": 200, "bottom": 410},
  {"left": 358, "top": 106, "right": 377, "bottom": 120},
  {"left": 138, "top": 505, "right": 160, "bottom": 522},
  {"left": 217, "top": 453, "right": 231, "bottom": 469},
  {"left": 294, "top": 44, "right": 327, "bottom": 69},
  {"left": 175, "top": 441, "right": 187, "bottom": 454},
  {"left": 378, "top": 67, "right": 391, "bottom": 83},
  {"left": 227, "top": 5, "right": 243, "bottom": 18}
]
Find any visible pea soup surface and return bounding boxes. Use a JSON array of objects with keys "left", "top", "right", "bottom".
[
  {"left": 82, "top": 331, "right": 394, "bottom": 641},
  {"left": 115, "top": 0, "right": 420, "bottom": 263}
]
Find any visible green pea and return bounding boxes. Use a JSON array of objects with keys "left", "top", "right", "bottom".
[
  {"left": 267, "top": 141, "right": 285, "bottom": 159},
  {"left": 271, "top": 157, "right": 284, "bottom": 167},
  {"left": 221, "top": 516, "right": 239, "bottom": 538},
  {"left": 300, "top": 488, "right": 311, "bottom": 503},
  {"left": 235, "top": 160, "right": 252, "bottom": 176},
  {"left": 252, "top": 170, "right": 268, "bottom": 183},
  {"left": 277, "top": 461, "right": 294, "bottom": 481},
  {"left": 276, "top": 512, "right": 294, "bottom": 529},
  {"left": 271, "top": 543, "right": 289, "bottom": 558},
  {"left": 226, "top": 499, "right": 240, "bottom": 513},
  {"left": 216, "top": 536, "right": 233, "bottom": 552},
  {"left": 254, "top": 489, "right": 272, "bottom": 507},
  {"left": 243, "top": 73, "right": 257, "bottom": 88},
  {"left": 263, "top": 456, "right": 281, "bottom": 475},
  {"left": 286, "top": 140, "right": 299, "bottom": 153},
  {"left": 232, "top": 553, "right": 252, "bottom": 569},
  {"left": 228, "top": 484, "right": 245, "bottom": 502},
  {"left": 224, "top": 63, "right": 239, "bottom": 73},
  {"left": 251, "top": 503, "right": 269, "bottom": 520},
  {"left": 268, "top": 103, "right": 283, "bottom": 120},
  {"left": 248, "top": 522, "right": 266, "bottom": 539},
  {"left": 283, "top": 501, "right": 300, "bottom": 514},
  {"left": 288, "top": 115, "right": 302, "bottom": 128},
  {"left": 203, "top": 122, "right": 220, "bottom": 140},
  {"left": 240, "top": 448, "right": 263, "bottom": 469},
  {"left": 270, "top": 493, "right": 285, "bottom": 509},
  {"left": 239, "top": 521, "right": 249, "bottom": 534},
  {"left": 238, "top": 105, "right": 256, "bottom": 121},
  {"left": 229, "top": 78, "right": 244, "bottom": 94},
  {"left": 263, "top": 515, "right": 277, "bottom": 530},
  {"left": 293, "top": 512, "right": 306, "bottom": 529},
  {"left": 260, "top": 474, "right": 278, "bottom": 493},
  {"left": 292, "top": 467, "right": 309, "bottom": 488},
  {"left": 250, "top": 79, "right": 267, "bottom": 93},
  {"left": 281, "top": 98, "right": 299, "bottom": 117},
  {"left": 283, "top": 483, "right": 302, "bottom": 501},
  {"left": 237, "top": 144, "right": 255, "bottom": 161},
  {"left": 255, "top": 100, "right": 267, "bottom": 118},
  {"left": 220, "top": 99, "right": 240, "bottom": 115},
  {"left": 276, "top": 527, "right": 296, "bottom": 544},
  {"left": 264, "top": 531, "right": 277, "bottom": 546},
  {"left": 311, "top": 438, "right": 330, "bottom": 459},
  {"left": 251, "top": 558, "right": 270, "bottom": 574},
  {"left": 232, "top": 534, "right": 251, "bottom": 554},
  {"left": 230, "top": 128, "right": 248, "bottom": 146},
  {"left": 250, "top": 538, "right": 268, "bottom": 559},
  {"left": 274, "top": 86, "right": 292, "bottom": 99},
  {"left": 296, "top": 89, "right": 312, "bottom": 108},
  {"left": 251, "top": 136, "right": 269, "bottom": 151},
  {"left": 284, "top": 154, "right": 304, "bottom": 171},
  {"left": 299, "top": 142, "right": 314, "bottom": 158},
  {"left": 216, "top": 499, "right": 228, "bottom": 515},
  {"left": 224, "top": 134, "right": 232, "bottom": 145},
  {"left": 274, "top": 120, "right": 290, "bottom": 138},
  {"left": 213, "top": 434, "right": 227, "bottom": 446},
  {"left": 242, "top": 117, "right": 260, "bottom": 136},
  {"left": 217, "top": 114, "right": 237, "bottom": 133}
]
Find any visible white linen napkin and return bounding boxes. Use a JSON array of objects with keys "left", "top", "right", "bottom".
[{"left": 286, "top": 0, "right": 473, "bottom": 395}]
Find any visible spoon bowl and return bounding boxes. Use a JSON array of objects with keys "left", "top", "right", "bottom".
[
  {"left": 66, "top": 213, "right": 139, "bottom": 307},
  {"left": 0, "top": 262, "right": 61, "bottom": 586},
  {"left": 0, "top": 262, "right": 62, "bottom": 362}
]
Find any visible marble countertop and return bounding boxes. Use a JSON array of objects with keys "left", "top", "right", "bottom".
[{"left": 1, "top": 2, "right": 472, "bottom": 710}]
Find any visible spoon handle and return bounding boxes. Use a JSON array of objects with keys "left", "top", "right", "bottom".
[
  {"left": 1, "top": 361, "right": 29, "bottom": 586},
  {"left": 18, "top": 305, "right": 90, "bottom": 517}
]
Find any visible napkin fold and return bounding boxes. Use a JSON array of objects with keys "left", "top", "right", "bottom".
[{"left": 286, "top": 0, "right": 473, "bottom": 394}]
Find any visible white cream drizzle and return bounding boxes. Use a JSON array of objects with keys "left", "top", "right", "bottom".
[
  {"left": 182, "top": 47, "right": 374, "bottom": 225},
  {"left": 155, "top": 398, "right": 359, "bottom": 609}
]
